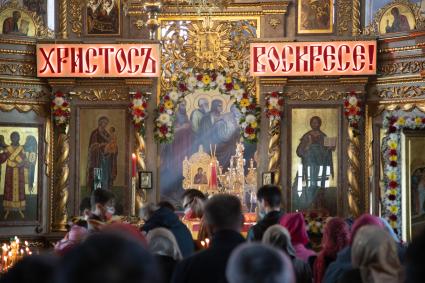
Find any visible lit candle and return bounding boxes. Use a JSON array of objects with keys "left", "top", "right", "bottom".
[{"left": 132, "top": 153, "right": 137, "bottom": 178}]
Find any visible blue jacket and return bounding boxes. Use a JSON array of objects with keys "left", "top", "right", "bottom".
[
  {"left": 142, "top": 207, "right": 194, "bottom": 258},
  {"left": 323, "top": 246, "right": 352, "bottom": 283}
]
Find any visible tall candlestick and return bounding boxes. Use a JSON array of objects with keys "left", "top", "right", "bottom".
[{"left": 132, "top": 153, "right": 137, "bottom": 178}]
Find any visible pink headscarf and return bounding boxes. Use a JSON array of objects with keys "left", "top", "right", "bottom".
[
  {"left": 55, "top": 225, "right": 88, "bottom": 255},
  {"left": 350, "top": 214, "right": 384, "bottom": 244},
  {"left": 314, "top": 217, "right": 350, "bottom": 283},
  {"left": 279, "top": 213, "right": 309, "bottom": 245}
]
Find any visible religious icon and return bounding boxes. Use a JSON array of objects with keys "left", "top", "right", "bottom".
[
  {"left": 379, "top": 4, "right": 415, "bottom": 34},
  {"left": 291, "top": 108, "right": 338, "bottom": 214},
  {"left": 193, "top": 167, "right": 208, "bottom": 185},
  {"left": 0, "top": 8, "right": 36, "bottom": 36},
  {"left": 297, "top": 0, "right": 333, "bottom": 34},
  {"left": 262, "top": 172, "right": 275, "bottom": 186},
  {"left": 0, "top": 126, "right": 39, "bottom": 221},
  {"left": 139, "top": 171, "right": 152, "bottom": 189},
  {"left": 86, "top": 0, "right": 120, "bottom": 35},
  {"left": 79, "top": 109, "right": 128, "bottom": 215}
]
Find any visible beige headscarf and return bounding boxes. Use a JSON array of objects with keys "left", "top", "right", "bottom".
[
  {"left": 262, "top": 224, "right": 296, "bottom": 258},
  {"left": 351, "top": 225, "right": 402, "bottom": 283},
  {"left": 147, "top": 227, "right": 183, "bottom": 261}
]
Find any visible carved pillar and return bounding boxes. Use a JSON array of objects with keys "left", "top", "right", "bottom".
[
  {"left": 135, "top": 130, "right": 147, "bottom": 212},
  {"left": 268, "top": 119, "right": 281, "bottom": 186},
  {"left": 59, "top": 0, "right": 68, "bottom": 39},
  {"left": 352, "top": 0, "right": 361, "bottom": 35},
  {"left": 347, "top": 128, "right": 361, "bottom": 217}
]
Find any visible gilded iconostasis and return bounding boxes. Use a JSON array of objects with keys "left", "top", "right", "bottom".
[{"left": 2, "top": 0, "right": 425, "bottom": 245}]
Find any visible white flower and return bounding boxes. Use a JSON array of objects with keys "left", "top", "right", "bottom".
[
  {"left": 236, "top": 93, "right": 243, "bottom": 102},
  {"left": 210, "top": 82, "right": 217, "bottom": 88},
  {"left": 158, "top": 114, "right": 170, "bottom": 124},
  {"left": 268, "top": 97, "right": 279, "bottom": 107},
  {"left": 245, "top": 114, "right": 256, "bottom": 123},
  {"left": 133, "top": 99, "right": 143, "bottom": 107},
  {"left": 241, "top": 122, "right": 248, "bottom": 128},
  {"left": 167, "top": 109, "right": 173, "bottom": 115},
  {"left": 241, "top": 108, "right": 247, "bottom": 114},
  {"left": 348, "top": 96, "right": 358, "bottom": 105},
  {"left": 188, "top": 76, "right": 197, "bottom": 88},
  {"left": 134, "top": 117, "right": 141, "bottom": 123},
  {"left": 56, "top": 116, "right": 66, "bottom": 124},
  {"left": 169, "top": 91, "right": 179, "bottom": 102},
  {"left": 197, "top": 81, "right": 204, "bottom": 88},
  {"left": 54, "top": 96, "right": 65, "bottom": 106},
  {"left": 216, "top": 75, "right": 225, "bottom": 86}
]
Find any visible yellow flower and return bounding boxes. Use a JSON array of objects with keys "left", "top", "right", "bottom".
[
  {"left": 388, "top": 140, "right": 398, "bottom": 150},
  {"left": 164, "top": 100, "right": 174, "bottom": 110},
  {"left": 389, "top": 189, "right": 397, "bottom": 195},
  {"left": 251, "top": 121, "right": 258, "bottom": 128},
  {"left": 415, "top": 117, "right": 422, "bottom": 125},
  {"left": 387, "top": 171, "right": 397, "bottom": 181},
  {"left": 202, "top": 75, "right": 211, "bottom": 85},
  {"left": 389, "top": 155, "right": 397, "bottom": 161},
  {"left": 248, "top": 134, "right": 256, "bottom": 140},
  {"left": 390, "top": 221, "right": 397, "bottom": 228},
  {"left": 234, "top": 84, "right": 240, "bottom": 90},
  {"left": 240, "top": 99, "right": 250, "bottom": 107},
  {"left": 171, "top": 74, "right": 178, "bottom": 82},
  {"left": 397, "top": 117, "right": 405, "bottom": 126},
  {"left": 389, "top": 205, "right": 399, "bottom": 214},
  {"left": 225, "top": 77, "right": 232, "bottom": 84}
]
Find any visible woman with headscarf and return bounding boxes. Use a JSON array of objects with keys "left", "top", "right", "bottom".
[
  {"left": 263, "top": 225, "right": 312, "bottom": 283},
  {"left": 147, "top": 227, "right": 183, "bottom": 283},
  {"left": 338, "top": 225, "right": 403, "bottom": 283},
  {"left": 279, "top": 212, "right": 316, "bottom": 262},
  {"left": 323, "top": 214, "right": 385, "bottom": 283},
  {"left": 313, "top": 217, "right": 349, "bottom": 283}
]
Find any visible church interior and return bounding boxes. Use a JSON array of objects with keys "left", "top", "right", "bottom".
[{"left": 1, "top": 0, "right": 425, "bottom": 281}]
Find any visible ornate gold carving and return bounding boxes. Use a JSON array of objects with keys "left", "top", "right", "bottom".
[
  {"left": 0, "top": 49, "right": 35, "bottom": 55},
  {"left": 379, "top": 61, "right": 425, "bottom": 76},
  {"left": 0, "top": 63, "right": 35, "bottom": 76},
  {"left": 352, "top": 0, "right": 361, "bottom": 35},
  {"left": 59, "top": 0, "right": 68, "bottom": 39},
  {"left": 0, "top": 1, "right": 54, "bottom": 38},
  {"left": 268, "top": 120, "right": 280, "bottom": 185},
  {"left": 337, "top": 0, "right": 351, "bottom": 35},
  {"left": 364, "top": 106, "right": 372, "bottom": 213},
  {"left": 0, "top": 103, "right": 46, "bottom": 116},
  {"left": 45, "top": 119, "right": 52, "bottom": 178},
  {"left": 364, "top": 0, "right": 424, "bottom": 35},
  {"left": 135, "top": 130, "right": 147, "bottom": 209},
  {"left": 268, "top": 17, "right": 281, "bottom": 29},
  {"left": 70, "top": 0, "right": 82, "bottom": 36},
  {"left": 0, "top": 87, "right": 46, "bottom": 99},
  {"left": 52, "top": 127, "right": 69, "bottom": 231},
  {"left": 72, "top": 89, "right": 130, "bottom": 101},
  {"left": 185, "top": 17, "right": 231, "bottom": 69},
  {"left": 377, "top": 102, "right": 425, "bottom": 113},
  {"left": 287, "top": 88, "right": 344, "bottom": 100},
  {"left": 377, "top": 86, "right": 425, "bottom": 99},
  {"left": 348, "top": 128, "right": 361, "bottom": 217}
]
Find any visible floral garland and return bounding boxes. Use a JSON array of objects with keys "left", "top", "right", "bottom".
[
  {"left": 303, "top": 210, "right": 327, "bottom": 236},
  {"left": 51, "top": 91, "right": 70, "bottom": 126},
  {"left": 382, "top": 109, "right": 425, "bottom": 235},
  {"left": 129, "top": 92, "right": 149, "bottom": 135},
  {"left": 264, "top": 91, "right": 284, "bottom": 122},
  {"left": 343, "top": 91, "right": 362, "bottom": 135},
  {"left": 155, "top": 68, "right": 260, "bottom": 143}
]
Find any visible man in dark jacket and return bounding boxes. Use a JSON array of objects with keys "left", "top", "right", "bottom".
[
  {"left": 141, "top": 205, "right": 194, "bottom": 258},
  {"left": 247, "top": 185, "right": 283, "bottom": 241},
  {"left": 171, "top": 194, "right": 245, "bottom": 283}
]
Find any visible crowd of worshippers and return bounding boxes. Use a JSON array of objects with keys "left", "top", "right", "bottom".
[{"left": 1, "top": 186, "right": 425, "bottom": 283}]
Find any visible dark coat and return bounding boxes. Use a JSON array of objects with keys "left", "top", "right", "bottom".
[
  {"left": 247, "top": 210, "right": 284, "bottom": 241},
  {"left": 141, "top": 207, "right": 194, "bottom": 258},
  {"left": 155, "top": 255, "right": 178, "bottom": 283},
  {"left": 171, "top": 230, "right": 245, "bottom": 283}
]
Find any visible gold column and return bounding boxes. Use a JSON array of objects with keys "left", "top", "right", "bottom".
[
  {"left": 52, "top": 126, "right": 69, "bottom": 231},
  {"left": 268, "top": 119, "right": 281, "bottom": 186},
  {"left": 347, "top": 127, "right": 361, "bottom": 217},
  {"left": 352, "top": 0, "right": 361, "bottom": 36},
  {"left": 135, "top": 130, "right": 147, "bottom": 212},
  {"left": 59, "top": 0, "right": 68, "bottom": 39}
]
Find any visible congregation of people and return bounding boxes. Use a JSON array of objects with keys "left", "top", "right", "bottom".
[{"left": 1, "top": 185, "right": 425, "bottom": 283}]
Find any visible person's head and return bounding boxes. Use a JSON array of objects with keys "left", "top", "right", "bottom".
[
  {"left": 230, "top": 105, "right": 241, "bottom": 119},
  {"left": 12, "top": 11, "right": 21, "bottom": 21},
  {"left": 0, "top": 254, "right": 58, "bottom": 283},
  {"left": 182, "top": 189, "right": 206, "bottom": 218},
  {"left": 351, "top": 225, "right": 401, "bottom": 282},
  {"left": 309, "top": 116, "right": 322, "bottom": 130},
  {"left": 147, "top": 227, "right": 182, "bottom": 261},
  {"left": 55, "top": 233, "right": 159, "bottom": 283},
  {"left": 262, "top": 224, "right": 296, "bottom": 258},
  {"left": 103, "top": 0, "right": 113, "bottom": 7},
  {"left": 391, "top": 7, "right": 400, "bottom": 16},
  {"left": 98, "top": 116, "right": 109, "bottom": 129},
  {"left": 178, "top": 101, "right": 186, "bottom": 113},
  {"left": 197, "top": 167, "right": 203, "bottom": 174},
  {"left": 350, "top": 214, "right": 384, "bottom": 245},
  {"left": 226, "top": 243, "right": 295, "bottom": 283},
  {"left": 405, "top": 228, "right": 425, "bottom": 283},
  {"left": 321, "top": 217, "right": 350, "bottom": 256},
  {"left": 211, "top": 99, "right": 223, "bottom": 114},
  {"left": 257, "top": 185, "right": 281, "bottom": 216},
  {"left": 10, "top": 132, "right": 20, "bottom": 146},
  {"left": 91, "top": 189, "right": 115, "bottom": 219},
  {"left": 158, "top": 201, "right": 176, "bottom": 212},
  {"left": 139, "top": 203, "right": 158, "bottom": 222},
  {"left": 204, "top": 194, "right": 243, "bottom": 233},
  {"left": 198, "top": 98, "right": 209, "bottom": 113},
  {"left": 279, "top": 213, "right": 309, "bottom": 246}
]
